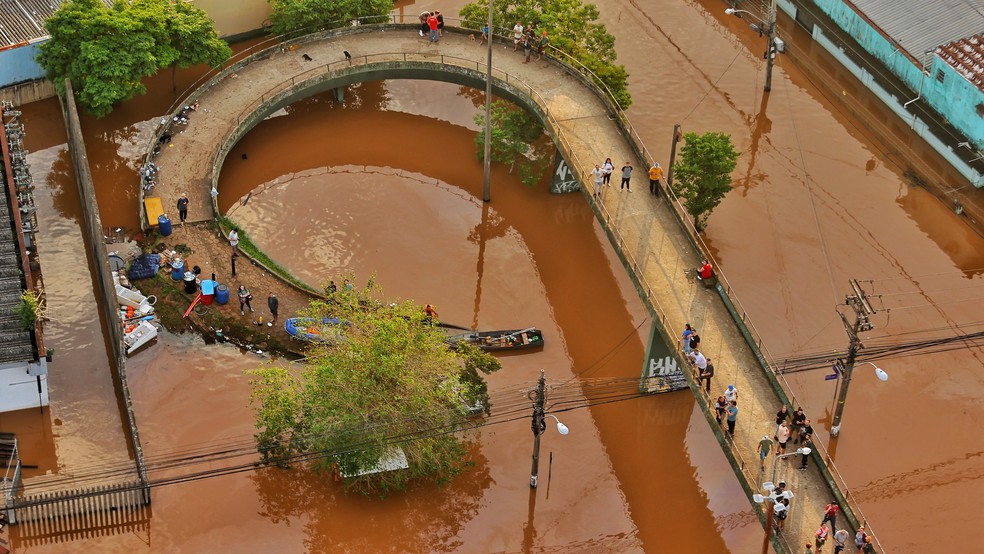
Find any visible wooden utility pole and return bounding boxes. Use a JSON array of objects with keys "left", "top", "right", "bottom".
[
  {"left": 666, "top": 124, "right": 682, "bottom": 189},
  {"left": 529, "top": 370, "right": 546, "bottom": 488},
  {"left": 830, "top": 280, "right": 875, "bottom": 437}
]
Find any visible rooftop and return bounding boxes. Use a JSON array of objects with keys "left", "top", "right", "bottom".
[{"left": 0, "top": 0, "right": 111, "bottom": 47}]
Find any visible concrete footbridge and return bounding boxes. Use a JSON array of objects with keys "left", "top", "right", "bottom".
[{"left": 142, "top": 22, "right": 879, "bottom": 553}]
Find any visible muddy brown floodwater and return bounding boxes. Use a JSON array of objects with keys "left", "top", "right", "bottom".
[{"left": 11, "top": 0, "right": 984, "bottom": 550}]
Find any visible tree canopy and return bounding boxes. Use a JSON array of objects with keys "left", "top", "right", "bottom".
[
  {"left": 248, "top": 279, "right": 500, "bottom": 497},
  {"left": 459, "top": 0, "right": 631, "bottom": 108},
  {"left": 473, "top": 100, "right": 551, "bottom": 186},
  {"left": 670, "top": 131, "right": 740, "bottom": 231},
  {"left": 37, "top": 0, "right": 231, "bottom": 118},
  {"left": 266, "top": 0, "right": 393, "bottom": 37}
]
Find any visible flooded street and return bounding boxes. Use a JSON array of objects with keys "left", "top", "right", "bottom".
[{"left": 6, "top": 0, "right": 984, "bottom": 550}]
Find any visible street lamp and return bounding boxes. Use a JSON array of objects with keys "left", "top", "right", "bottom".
[
  {"left": 725, "top": 0, "right": 780, "bottom": 92},
  {"left": 753, "top": 482, "right": 796, "bottom": 554},
  {"left": 830, "top": 361, "right": 888, "bottom": 437},
  {"left": 546, "top": 414, "right": 569, "bottom": 435}
]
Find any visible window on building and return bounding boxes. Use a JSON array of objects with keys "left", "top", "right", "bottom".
[{"left": 935, "top": 70, "right": 945, "bottom": 84}]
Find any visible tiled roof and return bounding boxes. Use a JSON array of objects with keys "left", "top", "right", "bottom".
[{"left": 937, "top": 34, "right": 984, "bottom": 90}]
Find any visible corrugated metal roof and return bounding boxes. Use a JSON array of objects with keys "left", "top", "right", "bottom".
[
  {"left": 0, "top": 0, "right": 112, "bottom": 47},
  {"left": 850, "top": 0, "right": 984, "bottom": 60}
]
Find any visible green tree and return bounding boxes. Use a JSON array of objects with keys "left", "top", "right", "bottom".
[
  {"left": 248, "top": 280, "right": 500, "bottom": 497},
  {"left": 266, "top": 0, "right": 393, "bottom": 37},
  {"left": 670, "top": 132, "right": 740, "bottom": 231},
  {"left": 459, "top": 0, "right": 631, "bottom": 108},
  {"left": 37, "top": 0, "right": 230, "bottom": 117},
  {"left": 473, "top": 100, "right": 551, "bottom": 186}
]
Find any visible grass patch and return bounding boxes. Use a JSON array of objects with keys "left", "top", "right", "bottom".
[{"left": 218, "top": 216, "right": 320, "bottom": 295}]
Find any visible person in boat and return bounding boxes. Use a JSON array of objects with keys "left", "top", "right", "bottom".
[
  {"left": 697, "top": 260, "right": 713, "bottom": 281},
  {"left": 424, "top": 304, "right": 438, "bottom": 322}
]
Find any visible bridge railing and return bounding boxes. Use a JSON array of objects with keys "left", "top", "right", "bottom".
[{"left": 143, "top": 19, "right": 883, "bottom": 551}]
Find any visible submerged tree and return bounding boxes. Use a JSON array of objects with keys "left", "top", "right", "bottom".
[
  {"left": 459, "top": 0, "right": 631, "bottom": 108},
  {"left": 670, "top": 131, "right": 740, "bottom": 231},
  {"left": 473, "top": 100, "right": 551, "bottom": 186},
  {"left": 266, "top": 0, "right": 393, "bottom": 37},
  {"left": 248, "top": 279, "right": 500, "bottom": 497},
  {"left": 37, "top": 0, "right": 230, "bottom": 117}
]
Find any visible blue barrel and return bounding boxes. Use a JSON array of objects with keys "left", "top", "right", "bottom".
[
  {"left": 170, "top": 258, "right": 184, "bottom": 281},
  {"left": 158, "top": 214, "right": 173, "bottom": 237},
  {"left": 215, "top": 284, "right": 230, "bottom": 305}
]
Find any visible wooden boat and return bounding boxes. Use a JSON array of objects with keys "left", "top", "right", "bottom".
[
  {"left": 285, "top": 317, "right": 346, "bottom": 343},
  {"left": 446, "top": 327, "right": 545, "bottom": 352},
  {"left": 124, "top": 320, "right": 158, "bottom": 355}
]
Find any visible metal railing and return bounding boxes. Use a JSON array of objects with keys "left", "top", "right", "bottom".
[{"left": 141, "top": 17, "right": 884, "bottom": 551}]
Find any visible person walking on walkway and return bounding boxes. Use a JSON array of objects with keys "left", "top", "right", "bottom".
[
  {"left": 758, "top": 435, "right": 772, "bottom": 469},
  {"left": 725, "top": 401, "right": 738, "bottom": 436},
  {"left": 832, "top": 528, "right": 849, "bottom": 554},
  {"left": 238, "top": 285, "right": 253, "bottom": 316},
  {"left": 724, "top": 383, "right": 738, "bottom": 404},
  {"left": 821, "top": 502, "right": 839, "bottom": 530},
  {"left": 776, "top": 421, "right": 791, "bottom": 454},
  {"left": 177, "top": 193, "right": 189, "bottom": 224},
  {"left": 228, "top": 229, "right": 240, "bottom": 253},
  {"left": 267, "top": 292, "right": 278, "bottom": 326},
  {"left": 815, "top": 524, "right": 829, "bottom": 552},
  {"left": 648, "top": 162, "right": 663, "bottom": 196},
  {"left": 699, "top": 357, "right": 714, "bottom": 393},
  {"left": 619, "top": 161, "right": 633, "bottom": 192},
  {"left": 591, "top": 164, "right": 604, "bottom": 198},
  {"left": 602, "top": 158, "right": 614, "bottom": 185}
]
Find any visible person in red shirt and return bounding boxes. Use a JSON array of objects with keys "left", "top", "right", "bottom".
[
  {"left": 698, "top": 260, "right": 713, "bottom": 280},
  {"left": 427, "top": 14, "right": 439, "bottom": 43}
]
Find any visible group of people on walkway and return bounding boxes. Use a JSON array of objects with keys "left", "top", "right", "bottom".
[
  {"left": 418, "top": 11, "right": 445, "bottom": 43},
  {"left": 590, "top": 158, "right": 666, "bottom": 199},
  {"left": 510, "top": 22, "right": 549, "bottom": 63},
  {"left": 808, "top": 502, "right": 873, "bottom": 553}
]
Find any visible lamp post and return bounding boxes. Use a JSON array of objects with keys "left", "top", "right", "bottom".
[
  {"left": 830, "top": 361, "right": 888, "bottom": 437},
  {"left": 529, "top": 370, "right": 569, "bottom": 488},
  {"left": 725, "top": 0, "right": 779, "bottom": 92},
  {"left": 753, "top": 481, "right": 796, "bottom": 554}
]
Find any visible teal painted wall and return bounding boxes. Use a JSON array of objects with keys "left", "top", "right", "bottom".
[
  {"left": 0, "top": 42, "right": 46, "bottom": 87},
  {"left": 813, "top": 0, "right": 983, "bottom": 148}
]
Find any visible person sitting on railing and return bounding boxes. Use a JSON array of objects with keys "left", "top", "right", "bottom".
[{"left": 697, "top": 260, "right": 713, "bottom": 281}]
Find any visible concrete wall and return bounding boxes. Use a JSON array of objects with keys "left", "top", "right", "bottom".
[
  {"left": 59, "top": 81, "right": 150, "bottom": 500},
  {"left": 813, "top": 0, "right": 984, "bottom": 148},
  {"left": 182, "top": 0, "right": 270, "bottom": 39}
]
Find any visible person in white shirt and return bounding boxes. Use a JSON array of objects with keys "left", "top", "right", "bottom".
[
  {"left": 512, "top": 22, "right": 524, "bottom": 51},
  {"left": 723, "top": 384, "right": 738, "bottom": 403}
]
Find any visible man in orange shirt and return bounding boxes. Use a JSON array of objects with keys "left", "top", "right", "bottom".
[{"left": 648, "top": 162, "right": 664, "bottom": 196}]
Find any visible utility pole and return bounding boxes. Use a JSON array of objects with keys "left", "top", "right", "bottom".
[
  {"left": 482, "top": 0, "right": 494, "bottom": 202},
  {"left": 666, "top": 124, "right": 682, "bottom": 189},
  {"left": 763, "top": 0, "right": 777, "bottom": 92},
  {"left": 529, "top": 369, "right": 546, "bottom": 488},
  {"left": 830, "top": 279, "right": 875, "bottom": 437}
]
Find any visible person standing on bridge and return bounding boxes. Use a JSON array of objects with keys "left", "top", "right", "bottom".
[
  {"left": 602, "top": 158, "right": 614, "bottom": 185},
  {"left": 228, "top": 228, "right": 239, "bottom": 253},
  {"left": 648, "top": 162, "right": 663, "bottom": 196},
  {"left": 724, "top": 383, "right": 738, "bottom": 404},
  {"left": 435, "top": 11, "right": 444, "bottom": 37},
  {"left": 714, "top": 395, "right": 726, "bottom": 424},
  {"left": 427, "top": 13, "right": 440, "bottom": 44},
  {"left": 699, "top": 357, "right": 714, "bottom": 393},
  {"left": 620, "top": 161, "right": 633, "bottom": 192},
  {"left": 725, "top": 401, "right": 738, "bottom": 436},
  {"left": 758, "top": 435, "right": 772, "bottom": 469},
  {"left": 682, "top": 323, "right": 694, "bottom": 355},
  {"left": 512, "top": 22, "right": 524, "bottom": 51},
  {"left": 267, "top": 292, "right": 279, "bottom": 326},
  {"left": 776, "top": 421, "right": 791, "bottom": 454},
  {"left": 537, "top": 31, "right": 549, "bottom": 61},
  {"left": 591, "top": 164, "right": 604, "bottom": 198},
  {"left": 177, "top": 193, "right": 189, "bottom": 224}
]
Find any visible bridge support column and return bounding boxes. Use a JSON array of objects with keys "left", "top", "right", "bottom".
[{"left": 334, "top": 86, "right": 345, "bottom": 103}]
